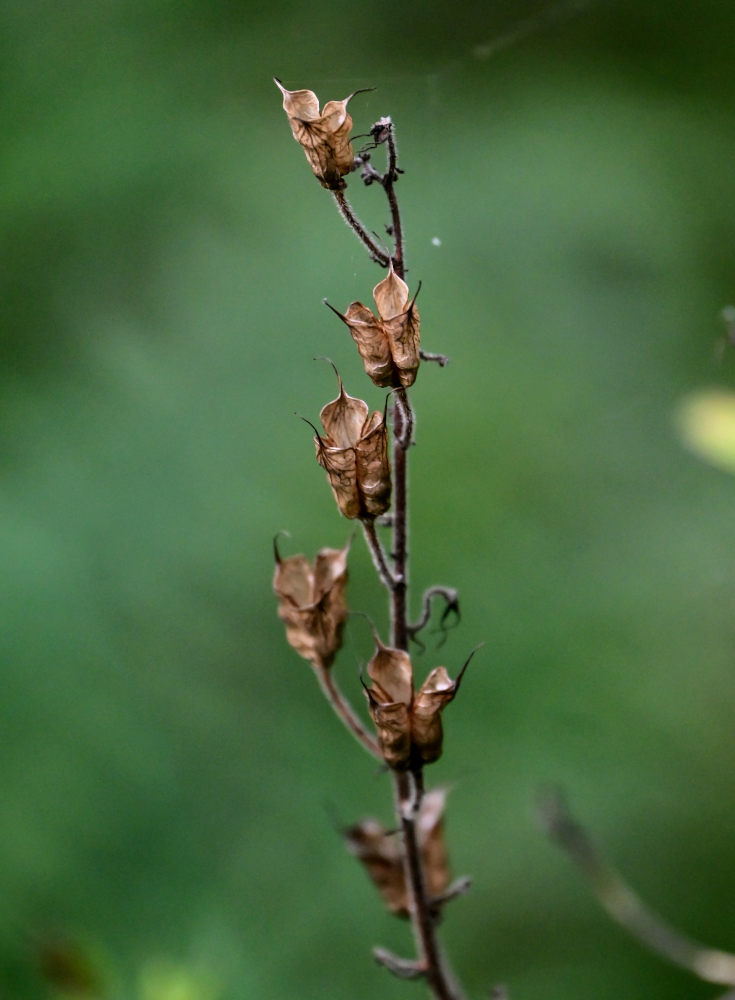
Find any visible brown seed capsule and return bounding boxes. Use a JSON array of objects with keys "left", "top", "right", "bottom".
[
  {"left": 345, "top": 787, "right": 451, "bottom": 917},
  {"left": 364, "top": 641, "right": 413, "bottom": 769},
  {"left": 344, "top": 817, "right": 407, "bottom": 916},
  {"left": 273, "top": 538, "right": 349, "bottom": 669},
  {"left": 416, "top": 787, "right": 452, "bottom": 901},
  {"left": 411, "top": 666, "right": 463, "bottom": 765},
  {"left": 274, "top": 78, "right": 356, "bottom": 190},
  {"left": 327, "top": 265, "right": 421, "bottom": 388},
  {"left": 315, "top": 380, "right": 391, "bottom": 520},
  {"left": 364, "top": 640, "right": 470, "bottom": 769}
]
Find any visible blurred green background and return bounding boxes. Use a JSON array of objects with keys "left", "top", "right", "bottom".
[{"left": 4, "top": 0, "right": 735, "bottom": 997}]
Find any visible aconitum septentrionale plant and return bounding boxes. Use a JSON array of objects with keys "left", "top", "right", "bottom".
[
  {"left": 273, "top": 79, "right": 480, "bottom": 999},
  {"left": 273, "top": 78, "right": 735, "bottom": 1000}
]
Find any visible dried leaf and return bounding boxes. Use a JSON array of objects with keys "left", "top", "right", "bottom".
[
  {"left": 273, "top": 539, "right": 349, "bottom": 668},
  {"left": 275, "top": 79, "right": 356, "bottom": 190},
  {"left": 316, "top": 381, "right": 391, "bottom": 519}
]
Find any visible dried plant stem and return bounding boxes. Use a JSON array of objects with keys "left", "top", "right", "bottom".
[
  {"left": 331, "top": 118, "right": 464, "bottom": 1000},
  {"left": 390, "top": 396, "right": 410, "bottom": 650},
  {"left": 394, "top": 770, "right": 464, "bottom": 1000},
  {"left": 540, "top": 790, "right": 735, "bottom": 986},
  {"left": 384, "top": 137, "right": 464, "bottom": 999},
  {"left": 384, "top": 120, "right": 404, "bottom": 276},
  {"left": 332, "top": 190, "right": 390, "bottom": 266},
  {"left": 314, "top": 665, "right": 381, "bottom": 759},
  {"left": 361, "top": 518, "right": 397, "bottom": 592}
]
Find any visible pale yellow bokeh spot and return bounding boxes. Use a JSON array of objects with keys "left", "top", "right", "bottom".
[{"left": 676, "top": 388, "right": 735, "bottom": 475}]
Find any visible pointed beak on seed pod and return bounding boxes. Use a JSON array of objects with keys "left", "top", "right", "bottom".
[
  {"left": 274, "top": 78, "right": 357, "bottom": 190},
  {"left": 326, "top": 264, "right": 421, "bottom": 388},
  {"left": 345, "top": 787, "right": 451, "bottom": 917},
  {"left": 314, "top": 376, "right": 391, "bottom": 520},
  {"left": 273, "top": 536, "right": 350, "bottom": 669}
]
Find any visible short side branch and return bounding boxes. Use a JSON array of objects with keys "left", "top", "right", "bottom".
[
  {"left": 361, "top": 518, "right": 398, "bottom": 592},
  {"left": 314, "top": 665, "right": 381, "bottom": 760},
  {"left": 420, "top": 348, "right": 451, "bottom": 367},
  {"left": 408, "top": 586, "right": 461, "bottom": 648}
]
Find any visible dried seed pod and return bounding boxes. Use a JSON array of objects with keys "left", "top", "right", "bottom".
[
  {"left": 274, "top": 78, "right": 356, "bottom": 190},
  {"left": 345, "top": 788, "right": 451, "bottom": 917},
  {"left": 364, "top": 640, "right": 472, "bottom": 769},
  {"left": 411, "top": 666, "right": 463, "bottom": 765},
  {"left": 273, "top": 538, "right": 349, "bottom": 668},
  {"left": 344, "top": 818, "right": 407, "bottom": 916},
  {"left": 416, "top": 787, "right": 451, "bottom": 902},
  {"left": 364, "top": 641, "right": 413, "bottom": 769},
  {"left": 328, "top": 265, "right": 420, "bottom": 388},
  {"left": 315, "top": 380, "right": 391, "bottom": 519}
]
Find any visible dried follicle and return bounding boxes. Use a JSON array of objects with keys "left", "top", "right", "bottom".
[
  {"left": 416, "top": 787, "right": 452, "bottom": 902},
  {"left": 327, "top": 265, "right": 421, "bottom": 388},
  {"left": 274, "top": 78, "right": 357, "bottom": 190},
  {"left": 345, "top": 787, "right": 452, "bottom": 918},
  {"left": 411, "top": 666, "right": 463, "bottom": 765},
  {"left": 364, "top": 641, "right": 413, "bottom": 769},
  {"left": 363, "top": 641, "right": 469, "bottom": 769},
  {"left": 315, "top": 379, "right": 391, "bottom": 520},
  {"left": 344, "top": 817, "right": 406, "bottom": 915},
  {"left": 273, "top": 537, "right": 350, "bottom": 669}
]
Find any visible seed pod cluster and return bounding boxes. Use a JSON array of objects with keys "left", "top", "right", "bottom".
[
  {"left": 364, "top": 640, "right": 466, "bottom": 769},
  {"left": 327, "top": 265, "right": 421, "bottom": 389}
]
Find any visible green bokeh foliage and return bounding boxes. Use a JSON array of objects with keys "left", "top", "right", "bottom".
[{"left": 3, "top": 1, "right": 735, "bottom": 997}]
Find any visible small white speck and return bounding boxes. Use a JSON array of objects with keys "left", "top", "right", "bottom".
[{"left": 431, "top": 236, "right": 442, "bottom": 247}]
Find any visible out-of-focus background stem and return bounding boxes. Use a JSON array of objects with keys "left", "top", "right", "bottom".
[{"left": 3, "top": 2, "right": 735, "bottom": 998}]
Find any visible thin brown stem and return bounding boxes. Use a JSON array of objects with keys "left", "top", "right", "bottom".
[
  {"left": 361, "top": 518, "right": 398, "bottom": 592},
  {"left": 382, "top": 127, "right": 462, "bottom": 999},
  {"left": 390, "top": 396, "right": 409, "bottom": 651},
  {"left": 332, "top": 114, "right": 464, "bottom": 1000},
  {"left": 540, "top": 790, "right": 735, "bottom": 986},
  {"left": 384, "top": 122, "right": 405, "bottom": 277},
  {"left": 314, "top": 665, "right": 381, "bottom": 760},
  {"left": 332, "top": 190, "right": 390, "bottom": 266},
  {"left": 394, "top": 770, "right": 463, "bottom": 1000}
]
